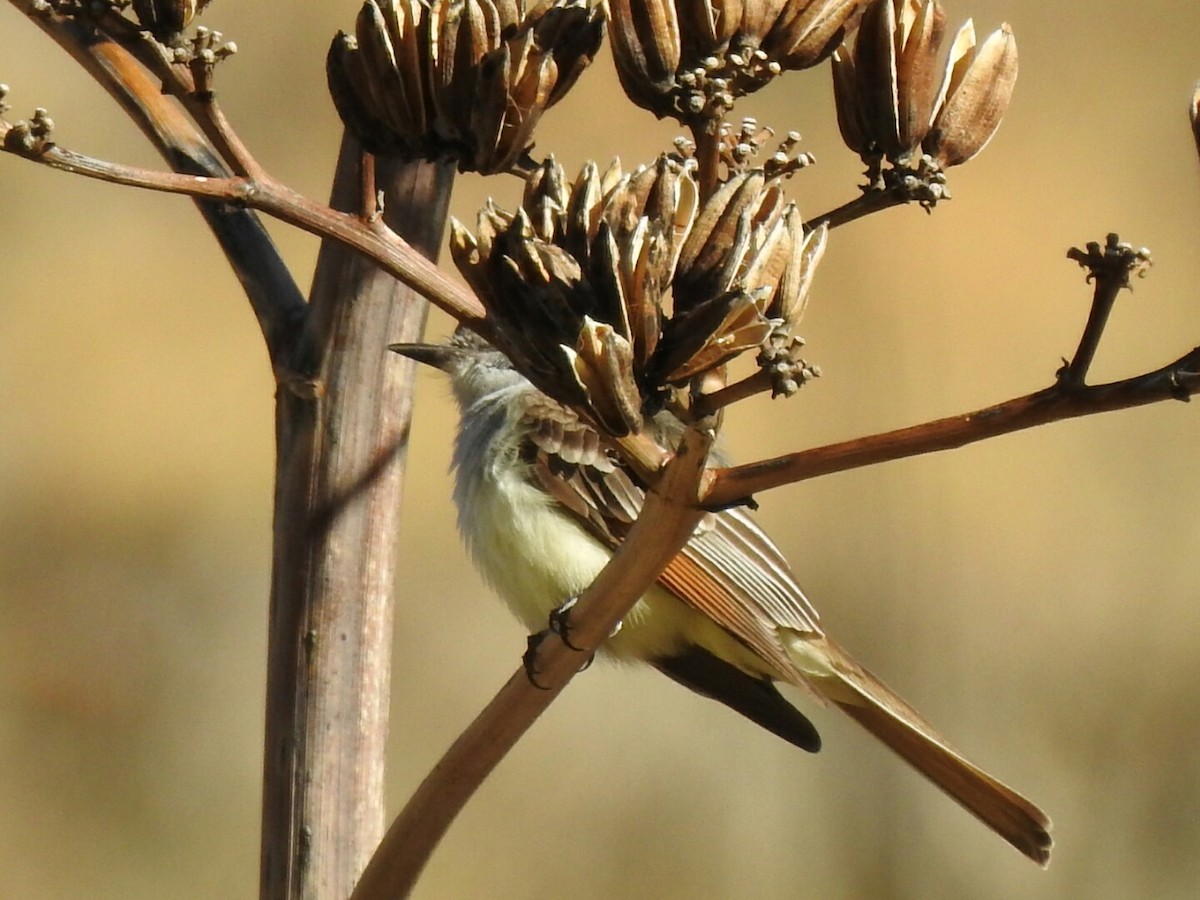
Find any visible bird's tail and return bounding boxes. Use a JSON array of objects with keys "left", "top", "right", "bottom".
[{"left": 803, "top": 635, "right": 1052, "bottom": 866}]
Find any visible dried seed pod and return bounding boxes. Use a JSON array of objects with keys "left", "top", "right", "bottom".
[
  {"left": 764, "top": 0, "right": 867, "bottom": 70},
  {"left": 675, "top": 170, "right": 787, "bottom": 309},
  {"left": 656, "top": 287, "right": 774, "bottom": 383},
  {"left": 895, "top": 0, "right": 946, "bottom": 153},
  {"left": 832, "top": 1, "right": 1016, "bottom": 171},
  {"left": 923, "top": 21, "right": 1018, "bottom": 167},
  {"left": 563, "top": 317, "right": 643, "bottom": 436}
]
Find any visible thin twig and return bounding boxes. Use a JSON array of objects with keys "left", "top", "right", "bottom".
[
  {"left": 692, "top": 369, "right": 775, "bottom": 417},
  {"left": 197, "top": 96, "right": 266, "bottom": 179},
  {"left": 706, "top": 347, "right": 1200, "bottom": 508},
  {"left": 0, "top": 132, "right": 486, "bottom": 327},
  {"left": 65, "top": 3, "right": 258, "bottom": 177},
  {"left": 692, "top": 121, "right": 721, "bottom": 203},
  {"left": 806, "top": 185, "right": 907, "bottom": 230},
  {"left": 1060, "top": 234, "right": 1153, "bottom": 388},
  {"left": 5, "top": 1, "right": 307, "bottom": 367}
]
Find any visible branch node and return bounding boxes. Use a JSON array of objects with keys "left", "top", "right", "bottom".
[
  {"left": 884, "top": 153, "right": 951, "bottom": 211},
  {"left": 2, "top": 105, "right": 56, "bottom": 155},
  {"left": 279, "top": 369, "right": 325, "bottom": 400},
  {"left": 1170, "top": 368, "right": 1198, "bottom": 401}
]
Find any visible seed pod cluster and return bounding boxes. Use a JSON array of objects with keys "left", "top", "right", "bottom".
[
  {"left": 451, "top": 157, "right": 827, "bottom": 432},
  {"left": 328, "top": 0, "right": 604, "bottom": 173},
  {"left": 832, "top": 0, "right": 1017, "bottom": 168},
  {"left": 608, "top": 0, "right": 869, "bottom": 126}
]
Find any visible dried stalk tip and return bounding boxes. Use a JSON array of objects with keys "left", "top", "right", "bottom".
[
  {"left": 180, "top": 26, "right": 237, "bottom": 94},
  {"left": 327, "top": 0, "right": 604, "bottom": 175},
  {"left": 609, "top": 0, "right": 869, "bottom": 126},
  {"left": 758, "top": 332, "right": 821, "bottom": 397},
  {"left": 1067, "top": 233, "right": 1152, "bottom": 288},
  {"left": 451, "top": 156, "right": 829, "bottom": 431},
  {"left": 832, "top": 1, "right": 1017, "bottom": 172},
  {"left": 3, "top": 106, "right": 55, "bottom": 155}
]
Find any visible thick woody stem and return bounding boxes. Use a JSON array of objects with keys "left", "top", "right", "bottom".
[{"left": 260, "top": 140, "right": 455, "bottom": 900}]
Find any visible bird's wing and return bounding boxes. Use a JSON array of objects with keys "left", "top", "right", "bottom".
[
  {"left": 518, "top": 393, "right": 820, "bottom": 681},
  {"left": 518, "top": 393, "right": 1054, "bottom": 864}
]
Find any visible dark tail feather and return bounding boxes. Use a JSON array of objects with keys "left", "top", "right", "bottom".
[
  {"left": 654, "top": 646, "right": 822, "bottom": 753},
  {"left": 821, "top": 638, "right": 1052, "bottom": 866}
]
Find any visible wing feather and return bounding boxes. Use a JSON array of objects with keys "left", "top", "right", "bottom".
[{"left": 521, "top": 399, "right": 819, "bottom": 681}]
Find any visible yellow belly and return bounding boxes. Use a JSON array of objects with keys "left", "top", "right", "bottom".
[{"left": 459, "top": 464, "right": 772, "bottom": 675}]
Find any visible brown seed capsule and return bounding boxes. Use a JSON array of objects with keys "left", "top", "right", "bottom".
[
  {"left": 764, "top": 0, "right": 869, "bottom": 70},
  {"left": 832, "top": 1, "right": 1016, "bottom": 171},
  {"left": 923, "top": 21, "right": 1018, "bottom": 167},
  {"left": 564, "top": 317, "right": 643, "bottom": 436},
  {"left": 832, "top": 0, "right": 946, "bottom": 163}
]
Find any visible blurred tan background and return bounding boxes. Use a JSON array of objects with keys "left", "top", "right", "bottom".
[{"left": 3, "top": 2, "right": 1199, "bottom": 898}]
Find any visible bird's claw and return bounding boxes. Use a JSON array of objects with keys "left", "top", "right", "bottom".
[
  {"left": 549, "top": 596, "right": 585, "bottom": 651},
  {"left": 522, "top": 631, "right": 553, "bottom": 690}
]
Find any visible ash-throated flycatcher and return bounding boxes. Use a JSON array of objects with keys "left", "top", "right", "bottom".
[{"left": 393, "top": 329, "right": 1051, "bottom": 865}]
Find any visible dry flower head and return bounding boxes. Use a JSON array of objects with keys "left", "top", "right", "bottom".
[
  {"left": 832, "top": 0, "right": 1017, "bottom": 172},
  {"left": 451, "top": 157, "right": 827, "bottom": 433},
  {"left": 609, "top": 0, "right": 869, "bottom": 125},
  {"left": 328, "top": 0, "right": 604, "bottom": 173}
]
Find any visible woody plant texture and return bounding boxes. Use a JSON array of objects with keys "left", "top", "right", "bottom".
[{"left": 2, "top": 1, "right": 1199, "bottom": 899}]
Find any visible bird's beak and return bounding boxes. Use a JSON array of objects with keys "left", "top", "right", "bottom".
[{"left": 388, "top": 342, "right": 458, "bottom": 372}]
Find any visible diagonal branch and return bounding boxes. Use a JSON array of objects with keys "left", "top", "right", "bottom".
[
  {"left": 348, "top": 424, "right": 716, "bottom": 900},
  {"left": 0, "top": 131, "right": 486, "bottom": 329},
  {"left": 6, "top": 0, "right": 306, "bottom": 367},
  {"left": 705, "top": 231, "right": 1176, "bottom": 507}
]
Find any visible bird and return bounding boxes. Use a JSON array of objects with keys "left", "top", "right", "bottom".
[{"left": 392, "top": 327, "right": 1052, "bottom": 865}]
